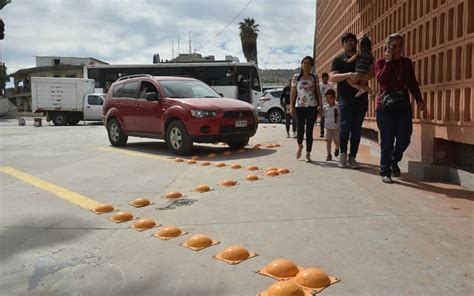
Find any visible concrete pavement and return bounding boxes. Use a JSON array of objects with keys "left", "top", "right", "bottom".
[{"left": 0, "top": 119, "right": 473, "bottom": 295}]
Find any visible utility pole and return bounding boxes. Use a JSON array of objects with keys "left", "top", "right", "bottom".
[
  {"left": 188, "top": 31, "right": 192, "bottom": 54},
  {"left": 177, "top": 34, "right": 180, "bottom": 55},
  {"left": 172, "top": 41, "right": 175, "bottom": 59}
]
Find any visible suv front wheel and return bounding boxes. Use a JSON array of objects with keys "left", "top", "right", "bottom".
[
  {"left": 107, "top": 118, "right": 128, "bottom": 146},
  {"left": 227, "top": 138, "right": 249, "bottom": 150},
  {"left": 166, "top": 120, "right": 193, "bottom": 155}
]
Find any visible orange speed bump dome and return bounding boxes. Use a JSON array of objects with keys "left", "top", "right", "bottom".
[
  {"left": 175, "top": 158, "right": 184, "bottom": 162},
  {"left": 182, "top": 234, "right": 219, "bottom": 251},
  {"left": 293, "top": 268, "right": 331, "bottom": 289},
  {"left": 254, "top": 144, "right": 262, "bottom": 147},
  {"left": 273, "top": 144, "right": 281, "bottom": 147},
  {"left": 222, "top": 151, "right": 232, "bottom": 156},
  {"left": 208, "top": 153, "right": 218, "bottom": 158},
  {"left": 238, "top": 148, "right": 246, "bottom": 153},
  {"left": 193, "top": 184, "right": 212, "bottom": 193},
  {"left": 214, "top": 245, "right": 257, "bottom": 265},
  {"left": 152, "top": 226, "right": 187, "bottom": 240},
  {"left": 92, "top": 204, "right": 114, "bottom": 214},
  {"left": 131, "top": 218, "right": 159, "bottom": 231},
  {"left": 215, "top": 162, "right": 226, "bottom": 168},
  {"left": 220, "top": 180, "right": 237, "bottom": 187},
  {"left": 245, "top": 175, "right": 259, "bottom": 181},
  {"left": 257, "top": 258, "right": 301, "bottom": 280},
  {"left": 247, "top": 165, "right": 259, "bottom": 171},
  {"left": 231, "top": 164, "right": 242, "bottom": 169},
  {"left": 201, "top": 161, "right": 211, "bottom": 166},
  {"left": 259, "top": 280, "right": 309, "bottom": 296},
  {"left": 191, "top": 156, "right": 201, "bottom": 160},
  {"left": 109, "top": 212, "right": 134, "bottom": 223},
  {"left": 164, "top": 192, "right": 183, "bottom": 199},
  {"left": 187, "top": 160, "right": 197, "bottom": 165},
  {"left": 129, "top": 198, "right": 153, "bottom": 207},
  {"left": 266, "top": 170, "right": 279, "bottom": 177},
  {"left": 266, "top": 144, "right": 275, "bottom": 148},
  {"left": 277, "top": 168, "right": 290, "bottom": 174}
]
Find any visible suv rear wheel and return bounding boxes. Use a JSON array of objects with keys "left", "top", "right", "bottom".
[
  {"left": 107, "top": 118, "right": 128, "bottom": 146},
  {"left": 268, "top": 108, "right": 284, "bottom": 124},
  {"left": 166, "top": 120, "right": 193, "bottom": 155},
  {"left": 227, "top": 138, "right": 249, "bottom": 150}
]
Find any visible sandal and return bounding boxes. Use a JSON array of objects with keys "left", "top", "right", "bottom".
[{"left": 296, "top": 145, "right": 303, "bottom": 159}]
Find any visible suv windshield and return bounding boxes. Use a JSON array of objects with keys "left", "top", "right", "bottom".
[{"left": 159, "top": 80, "right": 221, "bottom": 99}]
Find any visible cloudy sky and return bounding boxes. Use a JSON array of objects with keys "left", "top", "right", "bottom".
[{"left": 1, "top": 0, "right": 315, "bottom": 74}]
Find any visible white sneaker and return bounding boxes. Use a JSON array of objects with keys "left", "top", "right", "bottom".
[
  {"left": 348, "top": 157, "right": 361, "bottom": 169},
  {"left": 338, "top": 153, "right": 347, "bottom": 168}
]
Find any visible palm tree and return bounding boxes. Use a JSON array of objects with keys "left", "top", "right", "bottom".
[{"left": 239, "top": 18, "right": 259, "bottom": 65}]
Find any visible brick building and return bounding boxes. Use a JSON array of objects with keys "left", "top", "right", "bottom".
[{"left": 315, "top": 0, "right": 474, "bottom": 171}]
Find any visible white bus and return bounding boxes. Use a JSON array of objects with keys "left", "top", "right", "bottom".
[{"left": 85, "top": 62, "right": 263, "bottom": 106}]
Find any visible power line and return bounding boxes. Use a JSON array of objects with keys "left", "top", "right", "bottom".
[{"left": 196, "top": 0, "right": 252, "bottom": 51}]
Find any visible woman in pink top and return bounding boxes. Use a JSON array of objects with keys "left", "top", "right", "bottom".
[{"left": 375, "top": 33, "right": 425, "bottom": 184}]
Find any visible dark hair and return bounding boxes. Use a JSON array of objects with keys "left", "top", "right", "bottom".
[
  {"left": 360, "top": 35, "right": 372, "bottom": 52},
  {"left": 341, "top": 32, "right": 357, "bottom": 44},
  {"left": 297, "top": 56, "right": 314, "bottom": 80},
  {"left": 322, "top": 72, "right": 329, "bottom": 78},
  {"left": 325, "top": 89, "right": 336, "bottom": 97}
]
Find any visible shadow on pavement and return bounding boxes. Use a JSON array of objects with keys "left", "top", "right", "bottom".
[
  {"left": 330, "top": 159, "right": 474, "bottom": 202},
  {"left": 0, "top": 216, "right": 94, "bottom": 262},
  {"left": 115, "top": 141, "right": 277, "bottom": 161}
]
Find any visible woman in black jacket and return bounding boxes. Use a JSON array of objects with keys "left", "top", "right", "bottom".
[{"left": 280, "top": 78, "right": 296, "bottom": 138}]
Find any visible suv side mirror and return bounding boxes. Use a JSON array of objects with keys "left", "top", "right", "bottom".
[
  {"left": 219, "top": 93, "right": 224, "bottom": 97},
  {"left": 145, "top": 92, "right": 159, "bottom": 101}
]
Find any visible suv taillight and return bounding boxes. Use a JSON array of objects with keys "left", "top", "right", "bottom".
[{"left": 258, "top": 97, "right": 270, "bottom": 103}]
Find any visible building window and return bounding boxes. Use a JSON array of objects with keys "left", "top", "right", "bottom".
[{"left": 54, "top": 59, "right": 60, "bottom": 66}]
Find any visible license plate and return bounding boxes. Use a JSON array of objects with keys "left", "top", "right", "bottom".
[{"left": 235, "top": 120, "right": 247, "bottom": 127}]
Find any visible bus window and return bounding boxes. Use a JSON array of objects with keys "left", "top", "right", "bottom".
[
  {"left": 251, "top": 67, "right": 261, "bottom": 92},
  {"left": 237, "top": 73, "right": 251, "bottom": 103}
]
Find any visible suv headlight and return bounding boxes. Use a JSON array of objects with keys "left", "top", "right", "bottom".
[{"left": 190, "top": 110, "right": 218, "bottom": 118}]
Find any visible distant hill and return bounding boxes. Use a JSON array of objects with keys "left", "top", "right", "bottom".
[{"left": 259, "top": 68, "right": 299, "bottom": 86}]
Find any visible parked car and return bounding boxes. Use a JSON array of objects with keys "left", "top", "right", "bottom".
[
  {"left": 103, "top": 74, "right": 258, "bottom": 155},
  {"left": 257, "top": 88, "right": 285, "bottom": 124},
  {"left": 31, "top": 77, "right": 105, "bottom": 126}
]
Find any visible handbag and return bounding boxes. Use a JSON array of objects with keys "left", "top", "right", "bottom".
[
  {"left": 381, "top": 89, "right": 410, "bottom": 111},
  {"left": 381, "top": 60, "right": 410, "bottom": 111}
]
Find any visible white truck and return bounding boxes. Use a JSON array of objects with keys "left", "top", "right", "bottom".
[{"left": 31, "top": 77, "right": 105, "bottom": 126}]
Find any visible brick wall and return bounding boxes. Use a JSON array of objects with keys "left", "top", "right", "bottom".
[{"left": 315, "top": 0, "right": 474, "bottom": 163}]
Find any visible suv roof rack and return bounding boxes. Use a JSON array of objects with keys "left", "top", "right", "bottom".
[{"left": 116, "top": 74, "right": 153, "bottom": 81}]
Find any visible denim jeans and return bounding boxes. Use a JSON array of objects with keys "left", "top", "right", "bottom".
[
  {"left": 338, "top": 97, "right": 368, "bottom": 158},
  {"left": 285, "top": 112, "right": 297, "bottom": 134},
  {"left": 376, "top": 111, "right": 413, "bottom": 177}
]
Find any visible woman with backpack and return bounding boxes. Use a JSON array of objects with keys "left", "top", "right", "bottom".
[{"left": 290, "top": 56, "right": 323, "bottom": 162}]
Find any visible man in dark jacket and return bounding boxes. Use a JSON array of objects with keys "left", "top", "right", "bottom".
[{"left": 280, "top": 78, "right": 296, "bottom": 138}]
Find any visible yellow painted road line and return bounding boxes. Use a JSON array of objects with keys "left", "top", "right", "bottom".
[
  {"left": 96, "top": 147, "right": 173, "bottom": 162},
  {"left": 0, "top": 167, "right": 101, "bottom": 211}
]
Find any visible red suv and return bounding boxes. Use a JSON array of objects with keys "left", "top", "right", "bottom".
[{"left": 103, "top": 75, "right": 258, "bottom": 155}]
